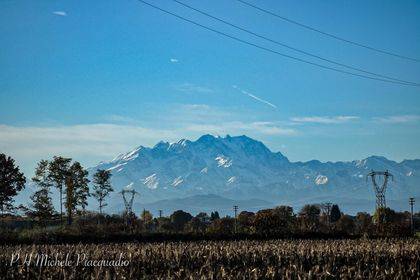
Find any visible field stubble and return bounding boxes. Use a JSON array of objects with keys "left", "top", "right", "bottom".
[{"left": 0, "top": 239, "right": 419, "bottom": 279}]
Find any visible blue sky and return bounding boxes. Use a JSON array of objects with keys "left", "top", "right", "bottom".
[{"left": 1, "top": 0, "right": 420, "bottom": 176}]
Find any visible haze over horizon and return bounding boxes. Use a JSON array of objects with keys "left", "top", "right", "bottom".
[{"left": 1, "top": 0, "right": 420, "bottom": 176}]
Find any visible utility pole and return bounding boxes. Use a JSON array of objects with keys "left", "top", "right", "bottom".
[
  {"left": 233, "top": 205, "right": 238, "bottom": 234},
  {"left": 158, "top": 209, "right": 163, "bottom": 218},
  {"left": 409, "top": 197, "right": 415, "bottom": 235}
]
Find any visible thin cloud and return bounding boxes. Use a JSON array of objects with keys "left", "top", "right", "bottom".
[
  {"left": 0, "top": 124, "right": 177, "bottom": 175},
  {"left": 373, "top": 115, "right": 420, "bottom": 124},
  {"left": 291, "top": 116, "right": 359, "bottom": 124},
  {"left": 170, "top": 104, "right": 232, "bottom": 124},
  {"left": 52, "top": 11, "right": 67, "bottom": 16},
  {"left": 181, "top": 104, "right": 211, "bottom": 111},
  {"left": 104, "top": 115, "right": 137, "bottom": 124},
  {"left": 170, "top": 58, "right": 179, "bottom": 63},
  {"left": 185, "top": 121, "right": 297, "bottom": 136},
  {"left": 174, "top": 83, "right": 213, "bottom": 94},
  {"left": 232, "top": 85, "right": 277, "bottom": 109}
]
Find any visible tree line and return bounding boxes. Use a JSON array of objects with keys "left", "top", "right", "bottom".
[{"left": 132, "top": 204, "right": 414, "bottom": 238}]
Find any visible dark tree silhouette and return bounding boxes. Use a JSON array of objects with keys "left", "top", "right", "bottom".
[
  {"left": 92, "top": 169, "right": 113, "bottom": 215},
  {"left": 253, "top": 207, "right": 295, "bottom": 236},
  {"left": 0, "top": 154, "right": 26, "bottom": 215},
  {"left": 210, "top": 211, "right": 220, "bottom": 221},
  {"left": 30, "top": 160, "right": 54, "bottom": 223},
  {"left": 336, "top": 215, "right": 356, "bottom": 234},
  {"left": 208, "top": 217, "right": 235, "bottom": 235},
  {"left": 330, "top": 204, "right": 342, "bottom": 223},
  {"left": 254, "top": 209, "right": 281, "bottom": 235},
  {"left": 186, "top": 216, "right": 208, "bottom": 233},
  {"left": 170, "top": 210, "right": 193, "bottom": 231},
  {"left": 273, "top": 206, "right": 295, "bottom": 229},
  {"left": 237, "top": 211, "right": 254, "bottom": 232},
  {"left": 299, "top": 204, "right": 321, "bottom": 232},
  {"left": 355, "top": 212, "right": 372, "bottom": 234}
]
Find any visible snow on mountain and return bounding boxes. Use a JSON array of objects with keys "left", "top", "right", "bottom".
[
  {"left": 227, "top": 176, "right": 237, "bottom": 185},
  {"left": 315, "top": 175, "right": 328, "bottom": 185},
  {"left": 172, "top": 176, "right": 183, "bottom": 187},
  {"left": 200, "top": 167, "right": 208, "bottom": 173},
  {"left": 88, "top": 134, "right": 420, "bottom": 214},
  {"left": 215, "top": 155, "right": 232, "bottom": 168},
  {"left": 143, "top": 174, "right": 159, "bottom": 189}
]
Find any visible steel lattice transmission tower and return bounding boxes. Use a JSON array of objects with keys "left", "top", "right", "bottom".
[
  {"left": 366, "top": 170, "right": 394, "bottom": 209},
  {"left": 120, "top": 189, "right": 138, "bottom": 215}
]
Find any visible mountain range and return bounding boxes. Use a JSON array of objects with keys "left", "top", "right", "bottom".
[{"left": 86, "top": 134, "right": 419, "bottom": 216}]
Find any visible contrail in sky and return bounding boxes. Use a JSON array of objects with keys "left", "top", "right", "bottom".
[{"left": 232, "top": 85, "right": 277, "bottom": 109}]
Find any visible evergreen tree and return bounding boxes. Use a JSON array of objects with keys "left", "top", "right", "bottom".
[
  {"left": 30, "top": 160, "right": 54, "bottom": 222},
  {"left": 48, "top": 156, "right": 71, "bottom": 223},
  {"left": 0, "top": 153, "right": 26, "bottom": 215},
  {"left": 92, "top": 169, "right": 113, "bottom": 214},
  {"left": 330, "top": 204, "right": 342, "bottom": 223}
]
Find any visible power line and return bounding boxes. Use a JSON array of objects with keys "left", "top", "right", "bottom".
[
  {"left": 172, "top": 0, "right": 419, "bottom": 86},
  {"left": 235, "top": 0, "right": 420, "bottom": 63},
  {"left": 136, "top": 0, "right": 419, "bottom": 87}
]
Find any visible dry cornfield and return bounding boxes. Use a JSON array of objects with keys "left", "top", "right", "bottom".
[{"left": 0, "top": 239, "right": 419, "bottom": 279}]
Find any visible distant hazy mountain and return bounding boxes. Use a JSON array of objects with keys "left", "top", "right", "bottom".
[{"left": 87, "top": 134, "right": 420, "bottom": 215}]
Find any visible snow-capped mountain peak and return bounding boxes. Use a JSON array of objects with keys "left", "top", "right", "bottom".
[{"left": 88, "top": 134, "right": 420, "bottom": 213}]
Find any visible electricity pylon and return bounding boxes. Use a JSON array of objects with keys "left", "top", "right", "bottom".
[
  {"left": 366, "top": 170, "right": 393, "bottom": 209},
  {"left": 120, "top": 189, "right": 138, "bottom": 215}
]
